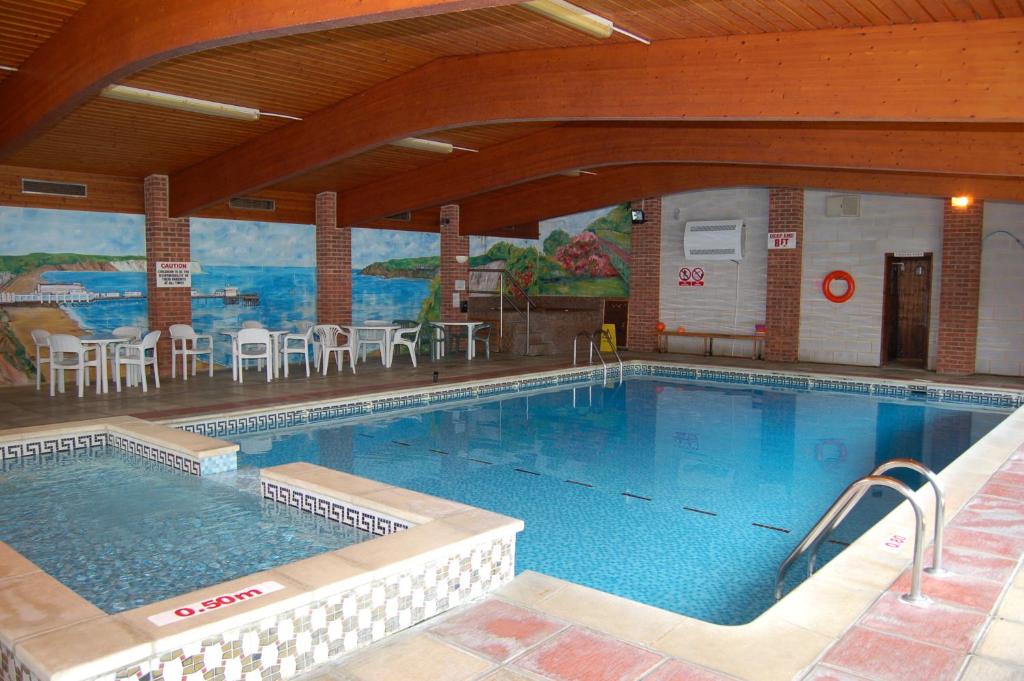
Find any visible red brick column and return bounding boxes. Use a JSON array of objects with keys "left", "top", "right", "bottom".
[
  {"left": 764, "top": 187, "right": 804, "bottom": 362},
  {"left": 144, "top": 175, "right": 191, "bottom": 376},
  {"left": 936, "top": 200, "right": 984, "bottom": 375},
  {"left": 440, "top": 204, "right": 468, "bottom": 322},
  {"left": 627, "top": 197, "right": 662, "bottom": 352},
  {"left": 315, "top": 191, "right": 352, "bottom": 325}
]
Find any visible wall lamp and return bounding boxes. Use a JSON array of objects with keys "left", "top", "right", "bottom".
[
  {"left": 455, "top": 255, "right": 469, "bottom": 264},
  {"left": 523, "top": 0, "right": 650, "bottom": 44},
  {"left": 950, "top": 195, "right": 972, "bottom": 209},
  {"left": 100, "top": 85, "right": 301, "bottom": 121}
]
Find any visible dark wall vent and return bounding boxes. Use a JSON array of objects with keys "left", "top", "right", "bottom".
[
  {"left": 384, "top": 212, "right": 412, "bottom": 222},
  {"left": 229, "top": 196, "right": 276, "bottom": 211},
  {"left": 21, "top": 179, "right": 87, "bottom": 198}
]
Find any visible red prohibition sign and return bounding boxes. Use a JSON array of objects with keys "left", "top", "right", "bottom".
[
  {"left": 678, "top": 267, "right": 691, "bottom": 282},
  {"left": 691, "top": 267, "right": 705, "bottom": 282}
]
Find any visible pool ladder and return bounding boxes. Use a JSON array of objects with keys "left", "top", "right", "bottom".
[
  {"left": 572, "top": 329, "right": 623, "bottom": 385},
  {"left": 774, "top": 458, "right": 945, "bottom": 604}
]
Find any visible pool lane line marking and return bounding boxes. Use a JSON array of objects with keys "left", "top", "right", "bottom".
[
  {"left": 828, "top": 538, "right": 851, "bottom": 546},
  {"left": 357, "top": 434, "right": 375, "bottom": 438},
  {"left": 751, "top": 522, "right": 790, "bottom": 533},
  {"left": 514, "top": 468, "right": 541, "bottom": 476},
  {"left": 392, "top": 440, "right": 411, "bottom": 446},
  {"left": 622, "top": 492, "right": 652, "bottom": 501},
  {"left": 429, "top": 449, "right": 449, "bottom": 455},
  {"left": 468, "top": 458, "right": 494, "bottom": 465},
  {"left": 683, "top": 506, "right": 717, "bottom": 516},
  {"left": 566, "top": 479, "right": 593, "bottom": 488}
]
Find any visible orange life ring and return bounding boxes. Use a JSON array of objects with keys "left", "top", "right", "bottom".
[{"left": 822, "top": 271, "right": 855, "bottom": 303}]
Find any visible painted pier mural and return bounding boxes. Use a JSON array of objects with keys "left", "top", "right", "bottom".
[{"left": 0, "top": 203, "right": 629, "bottom": 385}]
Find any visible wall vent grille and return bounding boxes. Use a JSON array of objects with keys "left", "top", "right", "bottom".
[
  {"left": 21, "top": 179, "right": 87, "bottom": 198},
  {"left": 384, "top": 212, "right": 412, "bottom": 222},
  {"left": 229, "top": 196, "right": 276, "bottom": 211}
]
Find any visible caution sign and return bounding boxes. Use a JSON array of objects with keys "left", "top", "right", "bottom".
[
  {"left": 678, "top": 267, "right": 705, "bottom": 287},
  {"left": 155, "top": 261, "right": 192, "bottom": 288}
]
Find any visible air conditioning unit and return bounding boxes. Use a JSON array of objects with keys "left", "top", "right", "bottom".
[
  {"left": 825, "top": 194, "right": 860, "bottom": 217},
  {"left": 683, "top": 220, "right": 744, "bottom": 261}
]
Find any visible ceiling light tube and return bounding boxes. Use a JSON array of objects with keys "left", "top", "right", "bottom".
[
  {"left": 561, "top": 169, "right": 597, "bottom": 177},
  {"left": 101, "top": 85, "right": 260, "bottom": 121},
  {"left": 0, "top": 65, "right": 17, "bottom": 72},
  {"left": 523, "top": 0, "right": 613, "bottom": 39},
  {"left": 392, "top": 137, "right": 455, "bottom": 154}
]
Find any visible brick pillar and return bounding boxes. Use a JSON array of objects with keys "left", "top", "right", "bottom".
[
  {"left": 936, "top": 200, "right": 983, "bottom": 375},
  {"left": 315, "top": 192, "right": 352, "bottom": 325},
  {"left": 439, "top": 205, "right": 468, "bottom": 322},
  {"left": 764, "top": 187, "right": 804, "bottom": 362},
  {"left": 627, "top": 197, "right": 662, "bottom": 352},
  {"left": 144, "top": 175, "right": 191, "bottom": 376}
]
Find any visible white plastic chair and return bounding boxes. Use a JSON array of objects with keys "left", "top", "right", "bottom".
[
  {"left": 112, "top": 326, "right": 142, "bottom": 341},
  {"left": 390, "top": 324, "right": 421, "bottom": 367},
  {"left": 241, "top": 320, "right": 265, "bottom": 329},
  {"left": 113, "top": 330, "right": 161, "bottom": 393},
  {"left": 30, "top": 329, "right": 50, "bottom": 390},
  {"left": 47, "top": 334, "right": 101, "bottom": 398},
  {"left": 234, "top": 328, "right": 272, "bottom": 383},
  {"left": 280, "top": 326, "right": 313, "bottom": 377},
  {"left": 169, "top": 324, "right": 213, "bottom": 380},
  {"left": 297, "top": 321, "right": 319, "bottom": 369},
  {"left": 356, "top": 327, "right": 388, "bottom": 366},
  {"left": 315, "top": 324, "right": 355, "bottom": 374}
]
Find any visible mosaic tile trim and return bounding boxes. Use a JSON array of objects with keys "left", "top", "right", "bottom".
[
  {"left": 261, "top": 480, "right": 411, "bottom": 536},
  {"left": 108, "top": 433, "right": 203, "bottom": 476},
  {"left": 0, "top": 431, "right": 106, "bottom": 461},
  {"left": 200, "top": 452, "right": 239, "bottom": 475},
  {"left": 173, "top": 362, "right": 1022, "bottom": 439},
  {"left": 1, "top": 639, "right": 41, "bottom": 681},
  {"left": 97, "top": 534, "right": 516, "bottom": 681}
]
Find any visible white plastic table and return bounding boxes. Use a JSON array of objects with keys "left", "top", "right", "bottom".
[
  {"left": 222, "top": 330, "right": 288, "bottom": 380},
  {"left": 344, "top": 323, "right": 400, "bottom": 367},
  {"left": 432, "top": 321, "right": 486, "bottom": 360},
  {"left": 79, "top": 334, "right": 124, "bottom": 393}
]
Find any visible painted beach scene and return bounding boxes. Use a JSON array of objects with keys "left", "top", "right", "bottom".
[{"left": 0, "top": 203, "right": 630, "bottom": 384}]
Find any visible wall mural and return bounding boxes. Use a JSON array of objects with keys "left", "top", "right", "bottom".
[{"left": 0, "top": 203, "right": 629, "bottom": 385}]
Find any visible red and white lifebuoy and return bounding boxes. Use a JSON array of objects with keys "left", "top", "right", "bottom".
[{"left": 822, "top": 270, "right": 855, "bottom": 303}]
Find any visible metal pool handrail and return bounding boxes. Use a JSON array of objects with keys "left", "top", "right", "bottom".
[
  {"left": 573, "top": 331, "right": 608, "bottom": 383},
  {"left": 806, "top": 458, "right": 945, "bottom": 576},
  {"left": 597, "top": 329, "right": 624, "bottom": 383},
  {"left": 775, "top": 474, "right": 929, "bottom": 604}
]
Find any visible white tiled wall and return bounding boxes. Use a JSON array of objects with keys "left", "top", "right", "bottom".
[
  {"left": 976, "top": 202, "right": 1024, "bottom": 376},
  {"left": 799, "top": 191, "right": 944, "bottom": 368},
  {"left": 659, "top": 188, "right": 769, "bottom": 357}
]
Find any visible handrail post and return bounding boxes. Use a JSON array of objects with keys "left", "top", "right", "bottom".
[{"left": 871, "top": 458, "right": 946, "bottom": 575}]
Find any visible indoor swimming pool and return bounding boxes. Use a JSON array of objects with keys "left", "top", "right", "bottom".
[{"left": 227, "top": 377, "right": 1008, "bottom": 624}]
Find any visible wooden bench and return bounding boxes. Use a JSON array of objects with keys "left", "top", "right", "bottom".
[{"left": 657, "top": 331, "right": 767, "bottom": 359}]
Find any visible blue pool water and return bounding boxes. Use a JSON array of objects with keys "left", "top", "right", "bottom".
[
  {"left": 0, "top": 448, "right": 371, "bottom": 613},
  {"left": 231, "top": 378, "right": 1007, "bottom": 624}
]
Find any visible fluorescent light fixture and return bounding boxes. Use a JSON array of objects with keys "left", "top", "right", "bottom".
[
  {"left": 392, "top": 137, "right": 478, "bottom": 154},
  {"left": 523, "top": 0, "right": 613, "bottom": 39},
  {"left": 0, "top": 65, "right": 17, "bottom": 72},
  {"left": 102, "top": 85, "right": 260, "bottom": 121}
]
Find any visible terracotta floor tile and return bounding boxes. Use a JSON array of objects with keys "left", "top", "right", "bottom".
[
  {"left": 642, "top": 659, "right": 736, "bottom": 681},
  {"left": 943, "top": 526, "right": 1024, "bottom": 561},
  {"left": 822, "top": 627, "right": 965, "bottom": 681},
  {"left": 1002, "top": 460, "right": 1024, "bottom": 475},
  {"left": 980, "top": 481, "right": 1024, "bottom": 502},
  {"left": 801, "top": 667, "right": 874, "bottom": 681},
  {"left": 890, "top": 569, "right": 1004, "bottom": 613},
  {"left": 951, "top": 496, "right": 1024, "bottom": 539},
  {"left": 430, "top": 599, "right": 567, "bottom": 662},
  {"left": 858, "top": 591, "right": 988, "bottom": 651},
  {"left": 338, "top": 633, "right": 493, "bottom": 681},
  {"left": 513, "top": 627, "right": 663, "bottom": 681},
  {"left": 924, "top": 545, "right": 1019, "bottom": 583},
  {"left": 991, "top": 470, "right": 1024, "bottom": 488}
]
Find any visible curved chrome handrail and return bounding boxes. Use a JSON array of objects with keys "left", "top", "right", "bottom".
[{"left": 775, "top": 474, "right": 928, "bottom": 604}]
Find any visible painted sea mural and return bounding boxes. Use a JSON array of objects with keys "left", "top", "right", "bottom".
[{"left": 0, "top": 203, "right": 629, "bottom": 385}]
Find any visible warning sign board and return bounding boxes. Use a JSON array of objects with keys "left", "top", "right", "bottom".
[
  {"left": 155, "top": 261, "right": 192, "bottom": 288},
  {"left": 768, "top": 232, "right": 797, "bottom": 250}
]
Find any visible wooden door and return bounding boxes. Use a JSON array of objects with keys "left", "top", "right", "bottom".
[{"left": 882, "top": 254, "right": 932, "bottom": 365}]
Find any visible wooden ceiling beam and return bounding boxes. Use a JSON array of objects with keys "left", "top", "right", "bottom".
[
  {"left": 338, "top": 123, "right": 1024, "bottom": 224},
  {"left": 169, "top": 17, "right": 1024, "bottom": 216},
  {"left": 455, "top": 163, "right": 1024, "bottom": 234},
  {"left": 0, "top": 0, "right": 517, "bottom": 159}
]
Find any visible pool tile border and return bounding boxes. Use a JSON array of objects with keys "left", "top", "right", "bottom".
[
  {"left": 261, "top": 479, "right": 411, "bottom": 537},
  {"left": 169, "top": 361, "right": 1023, "bottom": 439}
]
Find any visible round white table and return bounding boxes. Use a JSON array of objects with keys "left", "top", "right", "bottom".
[
  {"left": 79, "top": 334, "right": 126, "bottom": 393},
  {"left": 344, "top": 323, "right": 400, "bottom": 367},
  {"left": 222, "top": 330, "right": 289, "bottom": 380},
  {"left": 432, "top": 321, "right": 486, "bottom": 360}
]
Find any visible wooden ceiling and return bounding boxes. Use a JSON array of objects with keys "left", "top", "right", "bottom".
[{"left": 0, "top": 0, "right": 1021, "bottom": 226}]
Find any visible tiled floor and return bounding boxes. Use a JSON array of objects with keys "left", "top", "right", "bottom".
[
  {"left": 2, "top": 350, "right": 1022, "bottom": 429},
  {"left": 295, "top": 449, "right": 1024, "bottom": 681}
]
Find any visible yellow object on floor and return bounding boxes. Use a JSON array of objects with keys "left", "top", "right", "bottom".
[{"left": 600, "top": 323, "right": 617, "bottom": 351}]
